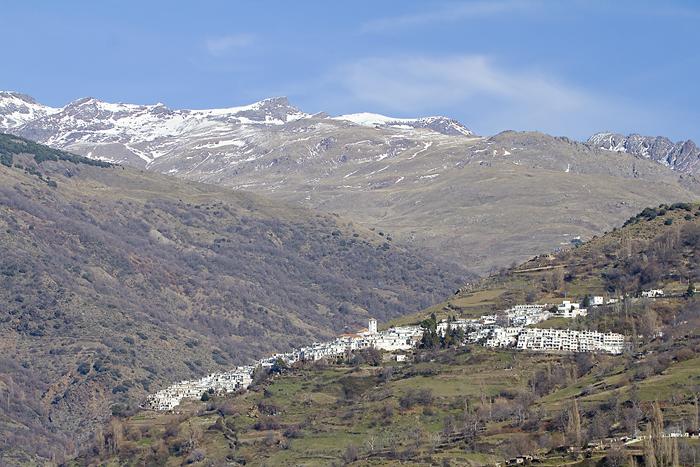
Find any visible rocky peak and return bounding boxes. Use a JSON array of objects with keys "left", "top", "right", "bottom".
[
  {"left": 411, "top": 116, "right": 473, "bottom": 137},
  {"left": 224, "top": 96, "right": 307, "bottom": 123},
  {"left": 0, "top": 91, "right": 59, "bottom": 129},
  {"left": 588, "top": 132, "right": 700, "bottom": 174}
]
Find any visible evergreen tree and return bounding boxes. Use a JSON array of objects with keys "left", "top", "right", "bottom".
[
  {"left": 419, "top": 313, "right": 439, "bottom": 349},
  {"left": 686, "top": 282, "right": 695, "bottom": 298}
]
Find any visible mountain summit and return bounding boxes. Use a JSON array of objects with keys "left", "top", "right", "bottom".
[
  {"left": 588, "top": 132, "right": 700, "bottom": 174},
  {"left": 333, "top": 112, "right": 474, "bottom": 136},
  {"left": 0, "top": 91, "right": 59, "bottom": 129}
]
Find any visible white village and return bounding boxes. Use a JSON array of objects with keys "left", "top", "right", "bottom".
[{"left": 144, "top": 292, "right": 651, "bottom": 412}]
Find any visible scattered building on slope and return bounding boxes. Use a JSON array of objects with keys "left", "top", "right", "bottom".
[{"left": 641, "top": 289, "right": 665, "bottom": 298}]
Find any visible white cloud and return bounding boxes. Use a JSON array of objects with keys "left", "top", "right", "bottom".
[
  {"left": 205, "top": 34, "right": 254, "bottom": 56},
  {"left": 328, "top": 55, "right": 649, "bottom": 138},
  {"left": 334, "top": 55, "right": 586, "bottom": 111},
  {"left": 361, "top": 0, "right": 538, "bottom": 33}
]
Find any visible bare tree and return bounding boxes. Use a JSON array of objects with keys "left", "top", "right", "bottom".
[
  {"left": 566, "top": 399, "right": 582, "bottom": 447},
  {"left": 692, "top": 395, "right": 699, "bottom": 433},
  {"left": 644, "top": 401, "right": 679, "bottom": 467},
  {"left": 639, "top": 306, "right": 660, "bottom": 338},
  {"left": 547, "top": 268, "right": 564, "bottom": 291}
]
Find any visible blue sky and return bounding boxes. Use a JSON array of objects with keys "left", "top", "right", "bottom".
[{"left": 1, "top": 0, "right": 699, "bottom": 140}]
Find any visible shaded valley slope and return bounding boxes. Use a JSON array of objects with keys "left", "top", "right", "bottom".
[{"left": 0, "top": 134, "right": 465, "bottom": 463}]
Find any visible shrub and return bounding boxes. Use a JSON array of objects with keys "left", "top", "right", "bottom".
[
  {"left": 674, "top": 347, "right": 694, "bottom": 362},
  {"left": 399, "top": 388, "right": 434, "bottom": 409},
  {"left": 111, "top": 403, "right": 127, "bottom": 416},
  {"left": 343, "top": 444, "right": 359, "bottom": 463},
  {"left": 283, "top": 425, "right": 303, "bottom": 439},
  {"left": 253, "top": 416, "right": 281, "bottom": 431},
  {"left": 186, "top": 449, "right": 206, "bottom": 464},
  {"left": 77, "top": 362, "right": 91, "bottom": 375},
  {"left": 670, "top": 202, "right": 692, "bottom": 211}
]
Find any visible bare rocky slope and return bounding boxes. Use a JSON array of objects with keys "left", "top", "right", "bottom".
[
  {"left": 588, "top": 131, "right": 700, "bottom": 174},
  {"left": 0, "top": 134, "right": 466, "bottom": 463},
  {"left": 2, "top": 92, "right": 700, "bottom": 274}
]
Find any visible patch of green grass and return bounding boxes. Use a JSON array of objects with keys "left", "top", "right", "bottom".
[{"left": 531, "top": 317, "right": 575, "bottom": 329}]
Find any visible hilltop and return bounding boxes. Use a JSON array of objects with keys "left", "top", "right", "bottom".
[
  {"left": 93, "top": 203, "right": 700, "bottom": 465},
  {"left": 0, "top": 134, "right": 466, "bottom": 464}
]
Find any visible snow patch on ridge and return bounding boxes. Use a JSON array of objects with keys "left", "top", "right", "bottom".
[{"left": 333, "top": 113, "right": 474, "bottom": 137}]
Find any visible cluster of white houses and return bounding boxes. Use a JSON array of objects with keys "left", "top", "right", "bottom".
[
  {"left": 146, "top": 296, "right": 631, "bottom": 411},
  {"left": 145, "top": 318, "right": 423, "bottom": 411}
]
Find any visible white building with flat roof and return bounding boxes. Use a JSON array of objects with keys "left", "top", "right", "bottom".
[
  {"left": 556, "top": 300, "right": 588, "bottom": 318},
  {"left": 516, "top": 328, "right": 626, "bottom": 354},
  {"left": 641, "top": 289, "right": 664, "bottom": 298},
  {"left": 485, "top": 327, "right": 523, "bottom": 348}
]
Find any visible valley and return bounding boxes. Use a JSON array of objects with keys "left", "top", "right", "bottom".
[{"left": 0, "top": 134, "right": 465, "bottom": 464}]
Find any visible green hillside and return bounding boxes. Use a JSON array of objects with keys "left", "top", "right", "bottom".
[{"left": 88, "top": 204, "right": 700, "bottom": 466}]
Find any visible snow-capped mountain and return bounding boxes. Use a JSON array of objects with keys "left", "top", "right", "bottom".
[
  {"left": 2, "top": 93, "right": 474, "bottom": 167},
  {"left": 333, "top": 113, "right": 473, "bottom": 136},
  {"left": 0, "top": 91, "right": 59, "bottom": 129},
  {"left": 588, "top": 132, "right": 700, "bottom": 174},
  {"left": 12, "top": 96, "right": 313, "bottom": 165}
]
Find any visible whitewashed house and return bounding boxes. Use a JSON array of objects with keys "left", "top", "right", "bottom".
[
  {"left": 485, "top": 327, "right": 523, "bottom": 348},
  {"left": 556, "top": 300, "right": 588, "bottom": 318}
]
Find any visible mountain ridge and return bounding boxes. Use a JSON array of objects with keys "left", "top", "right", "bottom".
[
  {"left": 3, "top": 92, "right": 700, "bottom": 274},
  {"left": 588, "top": 131, "right": 700, "bottom": 174}
]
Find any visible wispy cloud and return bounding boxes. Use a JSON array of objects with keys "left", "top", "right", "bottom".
[
  {"left": 361, "top": 0, "right": 538, "bottom": 33},
  {"left": 334, "top": 55, "right": 586, "bottom": 111},
  {"left": 205, "top": 34, "right": 255, "bottom": 56},
  {"left": 328, "top": 54, "right": 649, "bottom": 137}
]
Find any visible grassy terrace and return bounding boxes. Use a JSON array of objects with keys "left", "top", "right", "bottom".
[{"left": 88, "top": 340, "right": 700, "bottom": 465}]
